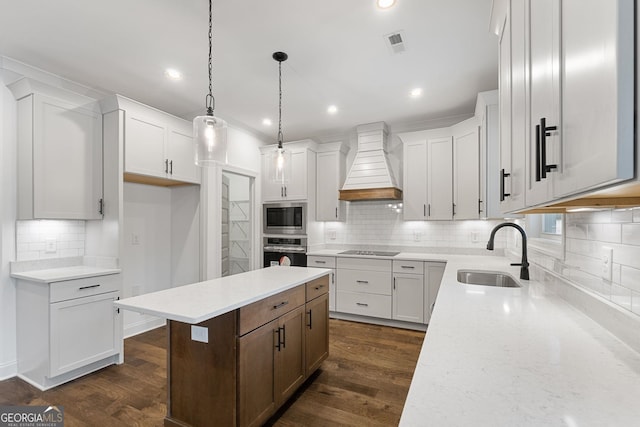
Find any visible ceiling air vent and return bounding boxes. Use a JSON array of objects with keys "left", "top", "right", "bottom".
[{"left": 385, "top": 30, "right": 406, "bottom": 54}]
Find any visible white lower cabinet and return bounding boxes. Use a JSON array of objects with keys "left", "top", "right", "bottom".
[
  {"left": 307, "top": 255, "right": 337, "bottom": 311},
  {"left": 336, "top": 258, "right": 392, "bottom": 320},
  {"left": 16, "top": 273, "right": 123, "bottom": 390},
  {"left": 392, "top": 260, "right": 425, "bottom": 323},
  {"left": 425, "top": 262, "right": 446, "bottom": 324}
]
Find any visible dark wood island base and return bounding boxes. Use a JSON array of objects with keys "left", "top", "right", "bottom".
[{"left": 164, "top": 275, "right": 330, "bottom": 427}]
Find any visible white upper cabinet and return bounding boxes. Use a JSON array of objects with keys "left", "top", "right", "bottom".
[
  {"left": 400, "top": 99, "right": 491, "bottom": 222},
  {"left": 554, "top": 0, "right": 634, "bottom": 197},
  {"left": 427, "top": 136, "right": 453, "bottom": 220},
  {"left": 9, "top": 79, "right": 103, "bottom": 220},
  {"left": 525, "top": 0, "right": 561, "bottom": 206},
  {"left": 453, "top": 118, "right": 481, "bottom": 220},
  {"left": 260, "top": 141, "right": 317, "bottom": 203},
  {"left": 103, "top": 95, "right": 200, "bottom": 185},
  {"left": 498, "top": 0, "right": 527, "bottom": 213},
  {"left": 402, "top": 140, "right": 428, "bottom": 220},
  {"left": 492, "top": 0, "right": 635, "bottom": 211},
  {"left": 316, "top": 143, "right": 348, "bottom": 221}
]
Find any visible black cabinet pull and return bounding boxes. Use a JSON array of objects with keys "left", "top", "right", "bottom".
[
  {"left": 356, "top": 302, "right": 369, "bottom": 307},
  {"left": 79, "top": 284, "right": 101, "bottom": 290},
  {"left": 428, "top": 204, "right": 431, "bottom": 217},
  {"left": 98, "top": 198, "right": 104, "bottom": 215},
  {"left": 535, "top": 124, "right": 542, "bottom": 182},
  {"left": 500, "top": 169, "right": 511, "bottom": 201},
  {"left": 284, "top": 186, "right": 287, "bottom": 197},
  {"left": 275, "top": 328, "right": 281, "bottom": 351},
  {"left": 165, "top": 159, "right": 169, "bottom": 174},
  {"left": 540, "top": 117, "right": 557, "bottom": 179},
  {"left": 169, "top": 160, "right": 173, "bottom": 174},
  {"left": 423, "top": 204, "right": 426, "bottom": 217},
  {"left": 335, "top": 207, "right": 338, "bottom": 218},
  {"left": 273, "top": 301, "right": 289, "bottom": 310},
  {"left": 281, "top": 325, "right": 286, "bottom": 348},
  {"left": 452, "top": 203, "right": 456, "bottom": 216},
  {"left": 401, "top": 265, "right": 415, "bottom": 269},
  {"left": 307, "top": 309, "right": 313, "bottom": 329}
]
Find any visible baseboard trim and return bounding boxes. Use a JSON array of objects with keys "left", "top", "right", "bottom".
[
  {"left": 0, "top": 359, "right": 17, "bottom": 381},
  {"left": 330, "top": 312, "right": 427, "bottom": 332}
]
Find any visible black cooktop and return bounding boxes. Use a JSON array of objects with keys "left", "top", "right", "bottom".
[{"left": 339, "top": 250, "right": 400, "bottom": 257}]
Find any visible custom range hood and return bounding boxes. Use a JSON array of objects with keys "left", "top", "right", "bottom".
[{"left": 339, "top": 122, "right": 402, "bottom": 201}]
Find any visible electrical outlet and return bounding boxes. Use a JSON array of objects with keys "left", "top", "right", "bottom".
[
  {"left": 413, "top": 231, "right": 422, "bottom": 242},
  {"left": 470, "top": 231, "right": 480, "bottom": 243},
  {"left": 327, "top": 229, "right": 337, "bottom": 240},
  {"left": 131, "top": 233, "right": 141, "bottom": 245},
  {"left": 601, "top": 246, "right": 613, "bottom": 281},
  {"left": 45, "top": 238, "right": 57, "bottom": 253},
  {"left": 191, "top": 325, "right": 209, "bottom": 343}
]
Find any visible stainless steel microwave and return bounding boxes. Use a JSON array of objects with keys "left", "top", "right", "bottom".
[{"left": 263, "top": 202, "right": 306, "bottom": 235}]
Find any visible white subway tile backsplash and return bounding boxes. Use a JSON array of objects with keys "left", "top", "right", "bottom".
[
  {"left": 15, "top": 220, "right": 86, "bottom": 261},
  {"left": 621, "top": 223, "right": 640, "bottom": 245},
  {"left": 529, "top": 208, "right": 640, "bottom": 320}
]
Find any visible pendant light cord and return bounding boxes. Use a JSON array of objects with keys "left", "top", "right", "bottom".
[
  {"left": 205, "top": 0, "right": 214, "bottom": 115},
  {"left": 277, "top": 59, "right": 283, "bottom": 148}
]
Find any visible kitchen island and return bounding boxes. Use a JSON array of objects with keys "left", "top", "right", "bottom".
[{"left": 115, "top": 266, "right": 331, "bottom": 427}]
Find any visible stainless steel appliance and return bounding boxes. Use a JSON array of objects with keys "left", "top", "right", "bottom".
[
  {"left": 263, "top": 236, "right": 308, "bottom": 267},
  {"left": 263, "top": 202, "right": 307, "bottom": 235}
]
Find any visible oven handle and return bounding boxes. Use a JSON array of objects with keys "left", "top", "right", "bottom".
[{"left": 263, "top": 246, "right": 307, "bottom": 253}]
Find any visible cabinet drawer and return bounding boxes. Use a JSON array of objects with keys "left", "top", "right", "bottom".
[
  {"left": 336, "top": 291, "right": 391, "bottom": 319},
  {"left": 307, "top": 256, "right": 336, "bottom": 269},
  {"left": 239, "top": 285, "right": 305, "bottom": 336},
  {"left": 337, "top": 257, "right": 391, "bottom": 272},
  {"left": 338, "top": 269, "right": 391, "bottom": 295},
  {"left": 393, "top": 260, "right": 424, "bottom": 274},
  {"left": 306, "top": 275, "right": 330, "bottom": 302},
  {"left": 50, "top": 274, "right": 121, "bottom": 303}
]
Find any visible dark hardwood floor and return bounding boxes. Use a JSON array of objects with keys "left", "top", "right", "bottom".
[{"left": 0, "top": 319, "right": 424, "bottom": 426}]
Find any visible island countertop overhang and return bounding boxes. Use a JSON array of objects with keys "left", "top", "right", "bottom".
[{"left": 114, "top": 266, "right": 331, "bottom": 324}]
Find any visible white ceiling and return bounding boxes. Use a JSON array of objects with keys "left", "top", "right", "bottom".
[{"left": 0, "top": 0, "right": 498, "bottom": 142}]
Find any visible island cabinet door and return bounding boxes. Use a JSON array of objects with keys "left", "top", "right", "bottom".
[
  {"left": 237, "top": 318, "right": 278, "bottom": 427},
  {"left": 305, "top": 293, "right": 329, "bottom": 375},
  {"left": 275, "top": 305, "right": 306, "bottom": 405}
]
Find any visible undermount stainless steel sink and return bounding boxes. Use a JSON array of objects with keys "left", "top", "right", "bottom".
[{"left": 457, "top": 270, "right": 521, "bottom": 288}]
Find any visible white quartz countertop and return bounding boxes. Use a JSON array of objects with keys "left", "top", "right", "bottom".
[
  {"left": 397, "top": 255, "right": 640, "bottom": 426},
  {"left": 114, "top": 266, "right": 331, "bottom": 324},
  {"left": 11, "top": 265, "right": 121, "bottom": 283}
]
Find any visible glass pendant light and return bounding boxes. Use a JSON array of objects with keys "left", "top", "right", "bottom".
[
  {"left": 271, "top": 51, "right": 291, "bottom": 183},
  {"left": 194, "top": 0, "right": 227, "bottom": 166}
]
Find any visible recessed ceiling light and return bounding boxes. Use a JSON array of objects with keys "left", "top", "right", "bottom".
[
  {"left": 327, "top": 105, "right": 338, "bottom": 114},
  {"left": 410, "top": 88, "right": 423, "bottom": 98},
  {"left": 377, "top": 0, "right": 396, "bottom": 9},
  {"left": 164, "top": 68, "right": 183, "bottom": 81},
  {"left": 262, "top": 118, "right": 272, "bottom": 126}
]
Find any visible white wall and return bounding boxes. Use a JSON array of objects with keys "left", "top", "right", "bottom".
[
  {"left": 122, "top": 183, "right": 172, "bottom": 336},
  {"left": 0, "top": 75, "right": 17, "bottom": 379}
]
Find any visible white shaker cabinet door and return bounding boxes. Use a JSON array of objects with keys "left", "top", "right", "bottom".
[
  {"left": 403, "top": 141, "right": 428, "bottom": 220},
  {"left": 29, "top": 94, "right": 103, "bottom": 219},
  {"left": 49, "top": 291, "right": 120, "bottom": 377},
  {"left": 427, "top": 137, "right": 453, "bottom": 220},
  {"left": 554, "top": 0, "right": 634, "bottom": 197},
  {"left": 453, "top": 124, "right": 480, "bottom": 220},
  {"left": 167, "top": 127, "right": 200, "bottom": 184},
  {"left": 392, "top": 273, "right": 424, "bottom": 324},
  {"left": 124, "top": 112, "right": 167, "bottom": 178}
]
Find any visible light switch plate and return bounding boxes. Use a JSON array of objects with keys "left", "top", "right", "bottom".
[{"left": 191, "top": 325, "right": 209, "bottom": 343}]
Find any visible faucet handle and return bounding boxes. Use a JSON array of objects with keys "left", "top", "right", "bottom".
[{"left": 510, "top": 263, "right": 522, "bottom": 266}]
